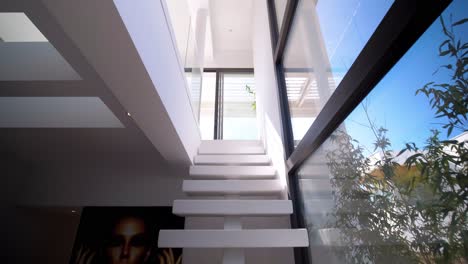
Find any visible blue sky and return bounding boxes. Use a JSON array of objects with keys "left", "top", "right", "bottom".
[
  {"left": 318, "top": 0, "right": 394, "bottom": 73},
  {"left": 317, "top": 0, "right": 467, "bottom": 154}
]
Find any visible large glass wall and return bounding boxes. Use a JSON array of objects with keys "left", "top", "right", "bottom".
[
  {"left": 197, "top": 70, "right": 257, "bottom": 140},
  {"left": 282, "top": 0, "right": 393, "bottom": 145},
  {"left": 222, "top": 73, "right": 258, "bottom": 140},
  {"left": 296, "top": 1, "right": 467, "bottom": 262}
]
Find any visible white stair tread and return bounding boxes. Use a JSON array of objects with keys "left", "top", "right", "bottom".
[
  {"left": 189, "top": 165, "right": 276, "bottom": 179},
  {"left": 183, "top": 180, "right": 283, "bottom": 195},
  {"left": 173, "top": 200, "right": 293, "bottom": 216},
  {"left": 158, "top": 229, "right": 309, "bottom": 248},
  {"left": 194, "top": 155, "right": 270, "bottom": 165},
  {"left": 199, "top": 143, "right": 265, "bottom": 155}
]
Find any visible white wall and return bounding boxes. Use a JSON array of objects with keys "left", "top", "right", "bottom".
[
  {"left": 251, "top": 0, "right": 296, "bottom": 260},
  {"left": 252, "top": 0, "right": 289, "bottom": 190}
]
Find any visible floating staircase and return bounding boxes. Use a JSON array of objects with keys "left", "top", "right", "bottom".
[{"left": 158, "top": 140, "right": 309, "bottom": 264}]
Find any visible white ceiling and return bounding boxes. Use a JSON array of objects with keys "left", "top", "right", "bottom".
[
  {"left": 207, "top": 0, "right": 254, "bottom": 67},
  {"left": 209, "top": 0, "right": 253, "bottom": 52},
  {"left": 165, "top": 0, "right": 253, "bottom": 68},
  {"left": 163, "top": 0, "right": 254, "bottom": 68}
]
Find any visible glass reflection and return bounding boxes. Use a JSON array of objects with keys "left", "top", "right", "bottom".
[
  {"left": 282, "top": 0, "right": 393, "bottom": 145},
  {"left": 296, "top": 1, "right": 467, "bottom": 263}
]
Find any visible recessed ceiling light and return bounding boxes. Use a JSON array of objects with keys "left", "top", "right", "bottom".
[
  {"left": 127, "top": 112, "right": 131, "bottom": 117},
  {"left": 71, "top": 210, "right": 76, "bottom": 213}
]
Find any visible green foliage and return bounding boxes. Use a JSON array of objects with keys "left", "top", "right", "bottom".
[
  {"left": 403, "top": 130, "right": 468, "bottom": 262},
  {"left": 404, "top": 16, "right": 468, "bottom": 262},
  {"left": 323, "top": 15, "right": 468, "bottom": 263},
  {"left": 327, "top": 130, "right": 417, "bottom": 263},
  {"left": 417, "top": 16, "right": 468, "bottom": 137},
  {"left": 245, "top": 85, "right": 256, "bottom": 110}
]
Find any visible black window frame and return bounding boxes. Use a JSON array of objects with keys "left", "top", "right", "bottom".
[{"left": 266, "top": 0, "right": 453, "bottom": 263}]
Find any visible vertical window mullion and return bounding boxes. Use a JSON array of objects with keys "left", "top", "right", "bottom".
[
  {"left": 274, "top": 0, "right": 298, "bottom": 62},
  {"left": 219, "top": 72, "right": 224, "bottom": 139},
  {"left": 213, "top": 70, "right": 221, "bottom": 139},
  {"left": 267, "top": 0, "right": 280, "bottom": 50}
]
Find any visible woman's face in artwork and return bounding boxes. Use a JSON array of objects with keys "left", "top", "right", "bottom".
[{"left": 105, "top": 217, "right": 150, "bottom": 264}]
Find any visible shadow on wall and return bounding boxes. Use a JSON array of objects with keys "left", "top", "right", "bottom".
[{"left": 264, "top": 116, "right": 288, "bottom": 194}]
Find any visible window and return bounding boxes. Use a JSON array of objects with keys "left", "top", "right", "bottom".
[
  {"left": 268, "top": 0, "right": 462, "bottom": 263},
  {"left": 222, "top": 73, "right": 257, "bottom": 140},
  {"left": 294, "top": 0, "right": 467, "bottom": 262},
  {"left": 199, "top": 70, "right": 257, "bottom": 140},
  {"left": 282, "top": 0, "right": 392, "bottom": 144}
]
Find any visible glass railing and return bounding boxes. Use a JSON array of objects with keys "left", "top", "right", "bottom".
[
  {"left": 163, "top": 0, "right": 203, "bottom": 122},
  {"left": 294, "top": 0, "right": 468, "bottom": 262}
]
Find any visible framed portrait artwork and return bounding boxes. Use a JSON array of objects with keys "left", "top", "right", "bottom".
[{"left": 69, "top": 207, "right": 184, "bottom": 264}]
